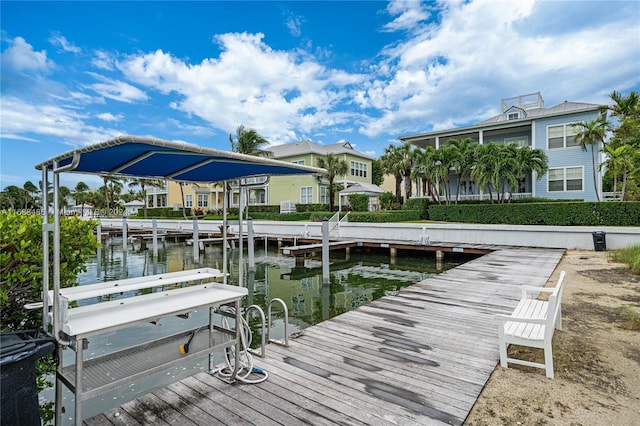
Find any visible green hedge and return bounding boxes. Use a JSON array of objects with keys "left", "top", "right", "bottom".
[
  {"left": 296, "top": 203, "right": 330, "bottom": 212},
  {"left": 349, "top": 210, "right": 422, "bottom": 223},
  {"left": 403, "top": 197, "right": 430, "bottom": 219},
  {"left": 428, "top": 202, "right": 640, "bottom": 226},
  {"left": 142, "top": 207, "right": 190, "bottom": 218},
  {"left": 247, "top": 205, "right": 280, "bottom": 213},
  {"left": 248, "top": 211, "right": 336, "bottom": 221}
]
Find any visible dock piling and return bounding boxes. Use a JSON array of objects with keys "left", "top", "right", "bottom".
[{"left": 322, "top": 218, "right": 329, "bottom": 285}]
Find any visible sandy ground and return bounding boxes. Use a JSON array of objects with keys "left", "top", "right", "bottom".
[{"left": 465, "top": 250, "right": 640, "bottom": 426}]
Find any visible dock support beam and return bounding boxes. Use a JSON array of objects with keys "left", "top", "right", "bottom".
[
  {"left": 436, "top": 250, "right": 445, "bottom": 261},
  {"left": 390, "top": 247, "right": 397, "bottom": 264},
  {"left": 322, "top": 218, "right": 330, "bottom": 285}
]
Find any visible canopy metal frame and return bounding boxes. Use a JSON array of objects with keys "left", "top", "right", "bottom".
[{"left": 36, "top": 135, "right": 325, "bottom": 424}]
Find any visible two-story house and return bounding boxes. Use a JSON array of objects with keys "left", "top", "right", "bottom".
[
  {"left": 163, "top": 140, "right": 373, "bottom": 212},
  {"left": 399, "top": 92, "right": 606, "bottom": 201}
]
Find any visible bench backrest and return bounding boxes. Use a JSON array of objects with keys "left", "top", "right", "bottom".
[{"left": 545, "top": 270, "right": 566, "bottom": 338}]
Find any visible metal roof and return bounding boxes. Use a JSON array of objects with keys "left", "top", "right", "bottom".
[
  {"left": 267, "top": 140, "right": 374, "bottom": 160},
  {"left": 36, "top": 135, "right": 326, "bottom": 181}
]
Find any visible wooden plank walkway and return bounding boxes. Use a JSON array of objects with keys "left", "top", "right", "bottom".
[{"left": 83, "top": 248, "right": 564, "bottom": 426}]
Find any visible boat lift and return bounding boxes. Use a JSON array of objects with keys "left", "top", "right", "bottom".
[{"left": 36, "top": 136, "right": 324, "bottom": 426}]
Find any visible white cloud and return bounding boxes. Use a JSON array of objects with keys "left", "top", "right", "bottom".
[
  {"left": 0, "top": 36, "right": 53, "bottom": 73},
  {"left": 0, "top": 96, "right": 121, "bottom": 147},
  {"left": 49, "top": 32, "right": 81, "bottom": 54},
  {"left": 382, "top": 0, "right": 432, "bottom": 32},
  {"left": 96, "top": 112, "right": 123, "bottom": 122},
  {"left": 283, "top": 9, "right": 304, "bottom": 37},
  {"left": 118, "top": 32, "right": 368, "bottom": 144},
  {"left": 84, "top": 72, "right": 149, "bottom": 103},
  {"left": 359, "top": 0, "right": 640, "bottom": 137},
  {"left": 91, "top": 50, "right": 116, "bottom": 70}
]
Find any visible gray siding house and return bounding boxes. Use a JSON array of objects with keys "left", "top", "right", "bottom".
[{"left": 399, "top": 92, "right": 606, "bottom": 201}]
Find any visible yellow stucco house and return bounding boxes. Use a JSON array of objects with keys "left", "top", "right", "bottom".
[{"left": 150, "top": 140, "right": 373, "bottom": 212}]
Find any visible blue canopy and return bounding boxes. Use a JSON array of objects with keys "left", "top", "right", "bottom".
[{"left": 36, "top": 135, "right": 325, "bottom": 181}]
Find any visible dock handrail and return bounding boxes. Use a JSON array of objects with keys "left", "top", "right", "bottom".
[
  {"left": 267, "top": 298, "right": 289, "bottom": 347},
  {"left": 245, "top": 305, "right": 267, "bottom": 357}
]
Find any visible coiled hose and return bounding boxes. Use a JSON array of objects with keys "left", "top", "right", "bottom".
[{"left": 215, "top": 306, "right": 269, "bottom": 384}]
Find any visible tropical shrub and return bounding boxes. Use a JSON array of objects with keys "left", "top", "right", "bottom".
[
  {"left": 0, "top": 211, "right": 99, "bottom": 331},
  {"left": 347, "top": 194, "right": 369, "bottom": 212},
  {"left": 349, "top": 210, "right": 421, "bottom": 223},
  {"left": 403, "top": 197, "right": 430, "bottom": 219}
]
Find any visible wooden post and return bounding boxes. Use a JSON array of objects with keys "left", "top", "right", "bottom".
[
  {"left": 436, "top": 250, "right": 444, "bottom": 261},
  {"left": 122, "top": 216, "right": 128, "bottom": 252},
  {"left": 193, "top": 217, "right": 199, "bottom": 263},
  {"left": 248, "top": 217, "right": 255, "bottom": 272},
  {"left": 152, "top": 218, "right": 158, "bottom": 258},
  {"left": 322, "top": 218, "right": 330, "bottom": 285}
]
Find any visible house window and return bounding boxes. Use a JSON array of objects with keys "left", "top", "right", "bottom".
[
  {"left": 197, "top": 194, "right": 209, "bottom": 208},
  {"left": 156, "top": 194, "right": 167, "bottom": 207},
  {"left": 350, "top": 161, "right": 367, "bottom": 178},
  {"left": 291, "top": 159, "right": 305, "bottom": 165},
  {"left": 504, "top": 136, "right": 529, "bottom": 147},
  {"left": 548, "top": 167, "right": 583, "bottom": 192},
  {"left": 300, "top": 186, "right": 313, "bottom": 204},
  {"left": 185, "top": 194, "right": 193, "bottom": 208},
  {"left": 320, "top": 186, "right": 329, "bottom": 204},
  {"left": 507, "top": 112, "right": 520, "bottom": 120},
  {"left": 548, "top": 123, "right": 581, "bottom": 149}
]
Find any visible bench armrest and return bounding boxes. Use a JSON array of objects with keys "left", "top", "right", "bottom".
[
  {"left": 521, "top": 285, "right": 554, "bottom": 298},
  {"left": 495, "top": 314, "right": 547, "bottom": 325}
]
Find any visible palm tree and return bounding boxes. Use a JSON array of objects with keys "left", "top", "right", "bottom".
[
  {"left": 229, "top": 125, "right": 270, "bottom": 156},
  {"left": 396, "top": 142, "right": 415, "bottom": 202},
  {"left": 432, "top": 144, "right": 459, "bottom": 204},
  {"left": 471, "top": 143, "right": 502, "bottom": 203},
  {"left": 600, "top": 145, "right": 635, "bottom": 200},
  {"left": 573, "top": 116, "right": 608, "bottom": 201},
  {"left": 74, "top": 181, "right": 90, "bottom": 216},
  {"left": 380, "top": 144, "right": 404, "bottom": 203},
  {"left": 128, "top": 178, "right": 165, "bottom": 218},
  {"left": 447, "top": 138, "right": 478, "bottom": 204},
  {"left": 410, "top": 146, "right": 439, "bottom": 203},
  {"left": 23, "top": 181, "right": 39, "bottom": 207},
  {"left": 511, "top": 145, "right": 548, "bottom": 200},
  {"left": 315, "top": 153, "right": 348, "bottom": 212},
  {"left": 608, "top": 90, "right": 640, "bottom": 147}
]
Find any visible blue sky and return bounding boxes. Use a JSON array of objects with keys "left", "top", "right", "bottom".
[{"left": 1, "top": 0, "right": 639, "bottom": 189}]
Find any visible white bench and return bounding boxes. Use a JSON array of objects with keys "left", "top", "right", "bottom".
[{"left": 496, "top": 271, "right": 566, "bottom": 379}]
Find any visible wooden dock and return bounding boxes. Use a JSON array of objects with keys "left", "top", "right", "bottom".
[{"left": 84, "top": 247, "right": 564, "bottom": 426}]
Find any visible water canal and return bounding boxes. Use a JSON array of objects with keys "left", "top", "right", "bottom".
[{"left": 48, "top": 237, "right": 475, "bottom": 423}]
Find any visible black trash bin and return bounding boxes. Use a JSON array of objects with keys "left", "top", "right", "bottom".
[
  {"left": 592, "top": 231, "right": 607, "bottom": 251},
  {"left": 1, "top": 330, "right": 55, "bottom": 426}
]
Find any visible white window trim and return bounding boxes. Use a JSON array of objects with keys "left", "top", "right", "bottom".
[
  {"left": 185, "top": 194, "right": 193, "bottom": 208},
  {"left": 197, "top": 193, "right": 209, "bottom": 208},
  {"left": 291, "top": 159, "right": 305, "bottom": 165},
  {"left": 350, "top": 160, "right": 368, "bottom": 178},
  {"left": 547, "top": 166, "right": 584, "bottom": 193},
  {"left": 300, "top": 186, "right": 313, "bottom": 204},
  {"left": 546, "top": 122, "right": 581, "bottom": 149},
  {"left": 504, "top": 136, "right": 529, "bottom": 147}
]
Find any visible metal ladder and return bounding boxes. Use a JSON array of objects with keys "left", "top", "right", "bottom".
[{"left": 244, "top": 298, "right": 289, "bottom": 357}]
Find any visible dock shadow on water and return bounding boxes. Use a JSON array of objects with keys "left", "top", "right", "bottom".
[{"left": 47, "top": 237, "right": 474, "bottom": 424}]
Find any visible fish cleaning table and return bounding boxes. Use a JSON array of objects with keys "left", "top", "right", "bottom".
[{"left": 50, "top": 268, "right": 248, "bottom": 425}]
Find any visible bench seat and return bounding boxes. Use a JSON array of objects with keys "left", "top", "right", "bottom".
[{"left": 496, "top": 271, "right": 566, "bottom": 379}]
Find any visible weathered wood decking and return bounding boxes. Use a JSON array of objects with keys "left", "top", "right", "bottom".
[{"left": 84, "top": 248, "right": 564, "bottom": 426}]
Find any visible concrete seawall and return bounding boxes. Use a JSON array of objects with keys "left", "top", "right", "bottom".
[{"left": 99, "top": 218, "right": 639, "bottom": 250}]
